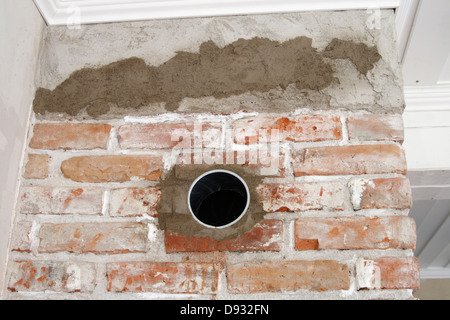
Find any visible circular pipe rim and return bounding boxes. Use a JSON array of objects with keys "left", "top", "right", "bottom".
[{"left": 187, "top": 169, "right": 250, "bottom": 229}]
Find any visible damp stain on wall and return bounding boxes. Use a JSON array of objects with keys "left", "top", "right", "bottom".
[{"left": 33, "top": 37, "right": 381, "bottom": 118}]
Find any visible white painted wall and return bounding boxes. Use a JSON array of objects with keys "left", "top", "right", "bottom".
[
  {"left": 401, "top": 0, "right": 450, "bottom": 86},
  {"left": 0, "top": 0, "right": 44, "bottom": 297},
  {"left": 404, "top": 126, "right": 450, "bottom": 170}
]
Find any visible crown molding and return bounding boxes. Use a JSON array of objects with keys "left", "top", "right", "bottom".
[
  {"left": 403, "top": 85, "right": 450, "bottom": 171},
  {"left": 395, "top": 0, "right": 420, "bottom": 64},
  {"left": 33, "top": 0, "right": 401, "bottom": 26},
  {"left": 404, "top": 85, "right": 450, "bottom": 112},
  {"left": 420, "top": 268, "right": 450, "bottom": 279}
]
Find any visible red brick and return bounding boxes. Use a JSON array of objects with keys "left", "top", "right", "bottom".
[
  {"left": 227, "top": 260, "right": 350, "bottom": 293},
  {"left": 294, "top": 216, "right": 416, "bottom": 250},
  {"left": 8, "top": 260, "right": 96, "bottom": 293},
  {"left": 19, "top": 186, "right": 103, "bottom": 215},
  {"left": 118, "top": 122, "right": 222, "bottom": 149},
  {"left": 38, "top": 222, "right": 148, "bottom": 254},
  {"left": 29, "top": 123, "right": 111, "bottom": 150},
  {"left": 233, "top": 115, "right": 342, "bottom": 144},
  {"left": 257, "top": 182, "right": 349, "bottom": 212},
  {"left": 61, "top": 155, "right": 163, "bottom": 182},
  {"left": 292, "top": 144, "right": 407, "bottom": 176},
  {"left": 165, "top": 220, "right": 283, "bottom": 253},
  {"left": 356, "top": 257, "right": 420, "bottom": 290},
  {"left": 24, "top": 154, "right": 49, "bottom": 179},
  {"left": 351, "top": 177, "right": 412, "bottom": 210},
  {"left": 107, "top": 262, "right": 219, "bottom": 294},
  {"left": 109, "top": 187, "right": 161, "bottom": 217},
  {"left": 347, "top": 114, "right": 404, "bottom": 143}
]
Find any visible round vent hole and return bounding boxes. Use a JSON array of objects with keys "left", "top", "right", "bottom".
[{"left": 188, "top": 170, "right": 250, "bottom": 229}]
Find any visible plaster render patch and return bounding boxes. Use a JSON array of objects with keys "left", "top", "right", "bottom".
[
  {"left": 64, "top": 264, "right": 82, "bottom": 292},
  {"left": 34, "top": 10, "right": 406, "bottom": 119},
  {"left": 350, "top": 179, "right": 375, "bottom": 210},
  {"left": 356, "top": 258, "right": 381, "bottom": 290},
  {"left": 323, "top": 38, "right": 381, "bottom": 75},
  {"left": 33, "top": 36, "right": 382, "bottom": 118}
]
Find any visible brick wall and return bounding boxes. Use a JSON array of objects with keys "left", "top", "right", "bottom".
[{"left": 5, "top": 111, "right": 419, "bottom": 299}]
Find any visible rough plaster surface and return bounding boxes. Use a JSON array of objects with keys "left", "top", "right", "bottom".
[
  {"left": 34, "top": 37, "right": 381, "bottom": 117},
  {"left": 35, "top": 10, "right": 405, "bottom": 120}
]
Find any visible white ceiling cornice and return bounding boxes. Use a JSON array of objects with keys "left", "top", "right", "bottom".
[
  {"left": 34, "top": 0, "right": 401, "bottom": 26},
  {"left": 420, "top": 268, "right": 450, "bottom": 280},
  {"left": 404, "top": 85, "right": 450, "bottom": 112}
]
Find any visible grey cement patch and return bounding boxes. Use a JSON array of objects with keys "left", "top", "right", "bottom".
[
  {"left": 34, "top": 10, "right": 405, "bottom": 119},
  {"left": 157, "top": 164, "right": 266, "bottom": 241},
  {"left": 33, "top": 37, "right": 382, "bottom": 118}
]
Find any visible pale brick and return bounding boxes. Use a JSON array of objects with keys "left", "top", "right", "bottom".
[
  {"left": 257, "top": 182, "right": 349, "bottom": 212},
  {"left": 107, "top": 262, "right": 219, "bottom": 294},
  {"left": 176, "top": 151, "right": 286, "bottom": 178},
  {"left": 347, "top": 114, "right": 404, "bottom": 143},
  {"left": 292, "top": 144, "right": 407, "bottom": 176},
  {"left": 294, "top": 216, "right": 416, "bottom": 250},
  {"left": 351, "top": 177, "right": 412, "bottom": 210},
  {"left": 19, "top": 186, "right": 103, "bottom": 215},
  {"left": 52, "top": 187, "right": 104, "bottom": 215},
  {"left": 8, "top": 260, "right": 96, "bottom": 293},
  {"left": 227, "top": 260, "right": 350, "bottom": 293},
  {"left": 20, "top": 186, "right": 52, "bottom": 214},
  {"left": 118, "top": 122, "right": 222, "bottom": 149},
  {"left": 109, "top": 188, "right": 161, "bottom": 217},
  {"left": 233, "top": 115, "right": 342, "bottom": 144},
  {"left": 10, "top": 221, "right": 33, "bottom": 253},
  {"left": 38, "top": 222, "right": 148, "bottom": 254},
  {"left": 356, "top": 257, "right": 420, "bottom": 290},
  {"left": 24, "top": 154, "right": 49, "bottom": 179}
]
